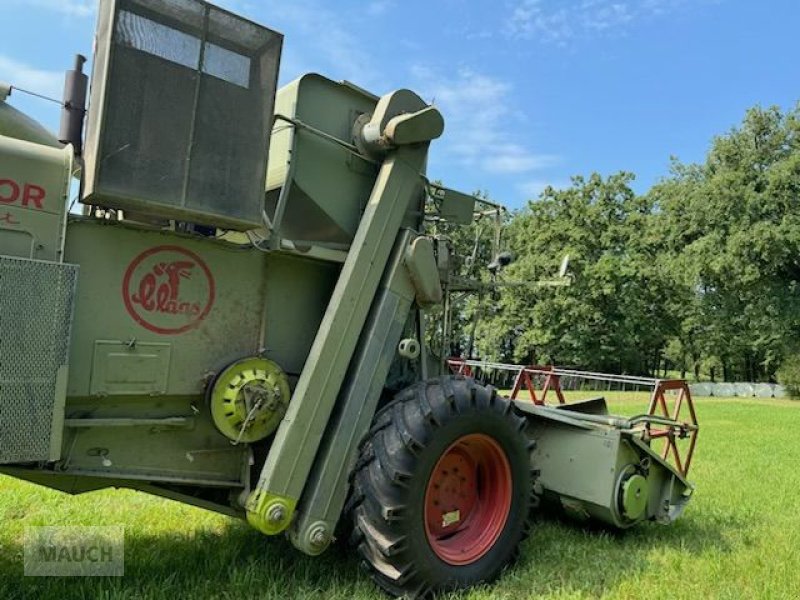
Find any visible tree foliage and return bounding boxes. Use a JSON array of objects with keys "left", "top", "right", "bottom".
[{"left": 451, "top": 103, "right": 800, "bottom": 381}]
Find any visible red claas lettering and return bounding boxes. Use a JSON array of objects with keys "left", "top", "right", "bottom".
[
  {"left": 0, "top": 179, "right": 46, "bottom": 209},
  {"left": 0, "top": 179, "right": 19, "bottom": 203},
  {"left": 23, "top": 184, "right": 46, "bottom": 209}
]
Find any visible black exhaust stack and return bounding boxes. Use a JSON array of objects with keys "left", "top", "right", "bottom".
[{"left": 59, "top": 54, "right": 88, "bottom": 155}]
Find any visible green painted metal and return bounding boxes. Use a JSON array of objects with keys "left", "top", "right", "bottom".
[
  {"left": 246, "top": 137, "right": 434, "bottom": 531},
  {"left": 404, "top": 235, "right": 443, "bottom": 306},
  {"left": 428, "top": 183, "right": 477, "bottom": 225},
  {"left": 516, "top": 399, "right": 693, "bottom": 528},
  {"left": 49, "top": 217, "right": 340, "bottom": 488},
  {"left": 266, "top": 74, "right": 381, "bottom": 248},
  {"left": 0, "top": 135, "right": 72, "bottom": 261},
  {"left": 290, "top": 230, "right": 418, "bottom": 554},
  {"left": 0, "top": 100, "right": 63, "bottom": 148},
  {"left": 89, "top": 341, "right": 171, "bottom": 396},
  {"left": 621, "top": 473, "right": 649, "bottom": 520},
  {"left": 0, "top": 466, "right": 244, "bottom": 518},
  {"left": 64, "top": 220, "right": 269, "bottom": 397}
]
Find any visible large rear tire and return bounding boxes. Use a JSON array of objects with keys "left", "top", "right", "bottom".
[{"left": 348, "top": 377, "right": 536, "bottom": 598}]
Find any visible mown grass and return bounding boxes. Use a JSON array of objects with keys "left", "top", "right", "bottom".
[{"left": 2, "top": 394, "right": 800, "bottom": 599}]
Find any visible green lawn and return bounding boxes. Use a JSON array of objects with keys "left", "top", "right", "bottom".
[{"left": 2, "top": 394, "right": 800, "bottom": 599}]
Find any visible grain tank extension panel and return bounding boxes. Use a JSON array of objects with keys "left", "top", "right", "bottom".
[
  {"left": 82, "top": 0, "right": 282, "bottom": 230},
  {"left": 0, "top": 257, "right": 77, "bottom": 464}
]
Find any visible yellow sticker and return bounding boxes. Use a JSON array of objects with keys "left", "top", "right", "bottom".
[{"left": 442, "top": 510, "right": 461, "bottom": 527}]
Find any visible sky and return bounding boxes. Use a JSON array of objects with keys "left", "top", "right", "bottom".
[{"left": 1, "top": 0, "right": 798, "bottom": 209}]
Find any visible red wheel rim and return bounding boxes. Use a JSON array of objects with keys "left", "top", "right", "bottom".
[{"left": 424, "top": 433, "right": 512, "bottom": 565}]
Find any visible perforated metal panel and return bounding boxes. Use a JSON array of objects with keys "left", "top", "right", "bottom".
[
  {"left": 0, "top": 257, "right": 77, "bottom": 463},
  {"left": 82, "top": 0, "right": 283, "bottom": 230}
]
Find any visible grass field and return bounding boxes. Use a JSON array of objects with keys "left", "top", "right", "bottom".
[{"left": 2, "top": 393, "right": 800, "bottom": 599}]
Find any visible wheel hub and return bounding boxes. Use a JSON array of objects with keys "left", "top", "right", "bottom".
[
  {"left": 426, "top": 449, "right": 478, "bottom": 532},
  {"left": 424, "top": 433, "right": 512, "bottom": 565}
]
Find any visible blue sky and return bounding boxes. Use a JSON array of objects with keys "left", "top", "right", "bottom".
[{"left": 2, "top": 0, "right": 798, "bottom": 208}]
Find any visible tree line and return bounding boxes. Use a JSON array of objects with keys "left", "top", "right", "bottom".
[{"left": 444, "top": 103, "right": 800, "bottom": 385}]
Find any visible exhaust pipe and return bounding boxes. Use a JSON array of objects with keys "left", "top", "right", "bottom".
[{"left": 58, "top": 54, "right": 88, "bottom": 155}]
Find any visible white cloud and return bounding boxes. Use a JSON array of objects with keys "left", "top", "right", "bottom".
[
  {"left": 507, "top": 1, "right": 573, "bottom": 44},
  {"left": 484, "top": 146, "right": 558, "bottom": 174},
  {"left": 506, "top": 0, "right": 704, "bottom": 43},
  {"left": 366, "top": 0, "right": 395, "bottom": 16},
  {"left": 411, "top": 65, "right": 559, "bottom": 176},
  {"left": 517, "top": 178, "right": 571, "bottom": 198},
  {"left": 23, "top": 0, "right": 95, "bottom": 17},
  {"left": 270, "top": 1, "right": 378, "bottom": 86},
  {"left": 0, "top": 55, "right": 64, "bottom": 99}
]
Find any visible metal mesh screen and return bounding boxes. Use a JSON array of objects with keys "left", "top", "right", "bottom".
[
  {"left": 0, "top": 257, "right": 78, "bottom": 463},
  {"left": 83, "top": 0, "right": 282, "bottom": 230}
]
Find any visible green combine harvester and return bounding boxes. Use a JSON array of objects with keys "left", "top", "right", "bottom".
[{"left": 0, "top": 0, "right": 698, "bottom": 595}]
